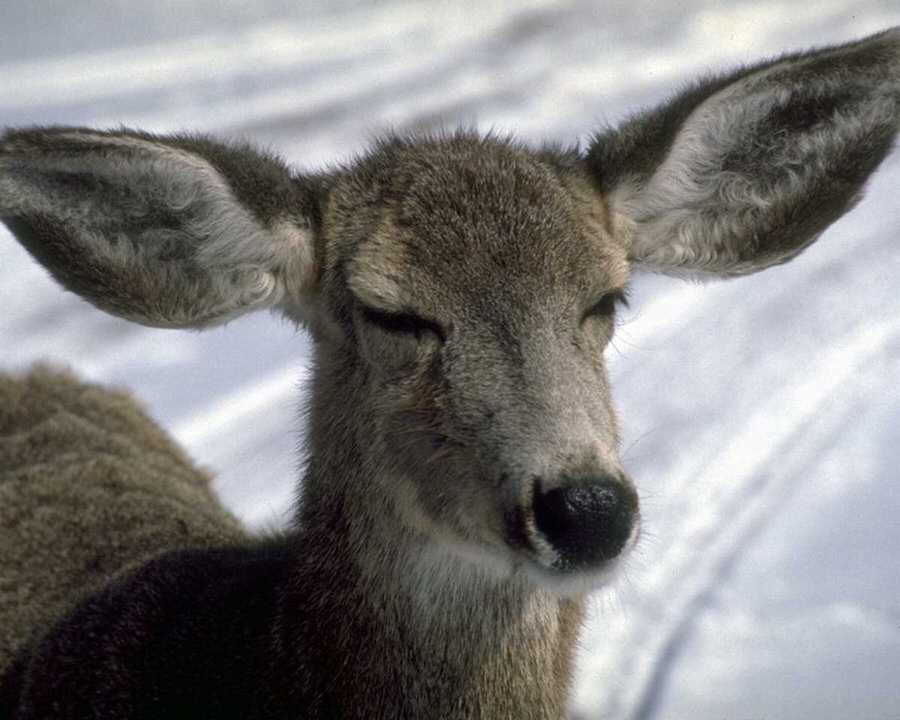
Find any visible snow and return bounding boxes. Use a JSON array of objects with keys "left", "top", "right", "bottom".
[{"left": 2, "top": 2, "right": 899, "bottom": 717}]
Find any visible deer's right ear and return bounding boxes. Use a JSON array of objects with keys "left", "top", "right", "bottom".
[{"left": 0, "top": 127, "right": 324, "bottom": 328}]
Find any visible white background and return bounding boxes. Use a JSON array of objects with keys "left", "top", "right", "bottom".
[{"left": 1, "top": 2, "right": 899, "bottom": 718}]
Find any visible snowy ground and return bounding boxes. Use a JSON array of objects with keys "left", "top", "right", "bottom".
[{"left": 2, "top": 2, "right": 899, "bottom": 718}]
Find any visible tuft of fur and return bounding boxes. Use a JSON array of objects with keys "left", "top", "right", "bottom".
[{"left": 0, "top": 365, "right": 246, "bottom": 674}]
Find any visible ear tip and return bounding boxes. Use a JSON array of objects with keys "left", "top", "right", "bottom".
[{"left": 865, "top": 26, "right": 900, "bottom": 65}]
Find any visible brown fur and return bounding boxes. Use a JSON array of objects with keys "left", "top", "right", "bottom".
[{"left": 0, "top": 365, "right": 245, "bottom": 673}]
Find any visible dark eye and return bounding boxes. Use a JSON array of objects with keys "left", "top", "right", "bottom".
[
  {"left": 362, "top": 306, "right": 446, "bottom": 342},
  {"left": 585, "top": 289, "right": 629, "bottom": 320}
]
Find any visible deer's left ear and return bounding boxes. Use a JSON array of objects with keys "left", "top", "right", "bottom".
[{"left": 586, "top": 28, "right": 900, "bottom": 278}]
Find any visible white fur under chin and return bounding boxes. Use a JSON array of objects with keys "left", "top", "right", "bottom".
[
  {"left": 521, "top": 554, "right": 626, "bottom": 598},
  {"left": 409, "top": 527, "right": 637, "bottom": 602}
]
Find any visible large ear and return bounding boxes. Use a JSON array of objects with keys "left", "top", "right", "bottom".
[
  {"left": 0, "top": 127, "right": 322, "bottom": 327},
  {"left": 586, "top": 28, "right": 900, "bottom": 278}
]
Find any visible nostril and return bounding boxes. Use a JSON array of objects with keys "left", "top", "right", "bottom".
[{"left": 533, "top": 477, "right": 637, "bottom": 568}]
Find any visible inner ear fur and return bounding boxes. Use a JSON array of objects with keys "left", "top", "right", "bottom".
[
  {"left": 587, "top": 27, "right": 900, "bottom": 278},
  {"left": 0, "top": 127, "right": 322, "bottom": 327}
]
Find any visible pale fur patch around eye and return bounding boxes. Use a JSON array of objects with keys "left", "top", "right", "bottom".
[{"left": 347, "top": 219, "right": 412, "bottom": 312}]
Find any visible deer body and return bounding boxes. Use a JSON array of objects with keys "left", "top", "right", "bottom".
[
  {"left": 1, "top": 363, "right": 582, "bottom": 719},
  {"left": 4, "top": 533, "right": 578, "bottom": 719},
  {"left": 1, "top": 29, "right": 898, "bottom": 719}
]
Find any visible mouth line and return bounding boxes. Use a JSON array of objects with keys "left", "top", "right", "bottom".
[
  {"left": 520, "top": 554, "right": 622, "bottom": 594},
  {"left": 517, "top": 523, "right": 640, "bottom": 596},
  {"left": 503, "top": 486, "right": 560, "bottom": 566},
  {"left": 430, "top": 511, "right": 638, "bottom": 596}
]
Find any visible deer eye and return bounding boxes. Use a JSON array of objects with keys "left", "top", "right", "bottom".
[
  {"left": 584, "top": 289, "right": 629, "bottom": 320},
  {"left": 362, "top": 306, "right": 446, "bottom": 342}
]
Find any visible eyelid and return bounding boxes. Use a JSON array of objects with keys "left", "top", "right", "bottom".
[
  {"left": 361, "top": 305, "right": 446, "bottom": 342},
  {"left": 585, "top": 288, "right": 630, "bottom": 319}
]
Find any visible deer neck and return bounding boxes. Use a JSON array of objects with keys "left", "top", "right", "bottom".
[
  {"left": 275, "top": 355, "right": 584, "bottom": 718},
  {"left": 281, "top": 462, "right": 583, "bottom": 720}
]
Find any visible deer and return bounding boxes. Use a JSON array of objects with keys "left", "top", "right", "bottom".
[{"left": 0, "top": 27, "right": 897, "bottom": 720}]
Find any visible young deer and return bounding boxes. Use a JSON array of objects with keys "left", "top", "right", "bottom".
[{"left": 0, "top": 28, "right": 898, "bottom": 720}]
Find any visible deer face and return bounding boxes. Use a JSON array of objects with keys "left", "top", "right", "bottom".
[{"left": 319, "top": 136, "right": 639, "bottom": 590}]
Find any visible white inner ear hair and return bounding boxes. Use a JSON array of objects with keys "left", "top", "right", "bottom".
[
  {"left": 12, "top": 132, "right": 315, "bottom": 326},
  {"left": 613, "top": 52, "right": 898, "bottom": 279}
]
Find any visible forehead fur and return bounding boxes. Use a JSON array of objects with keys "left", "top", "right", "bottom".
[{"left": 338, "top": 132, "right": 628, "bottom": 319}]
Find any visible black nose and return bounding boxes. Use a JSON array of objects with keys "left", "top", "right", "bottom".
[{"left": 532, "top": 476, "right": 638, "bottom": 568}]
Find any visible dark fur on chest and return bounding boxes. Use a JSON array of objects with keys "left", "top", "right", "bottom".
[{"left": 2, "top": 540, "right": 581, "bottom": 720}]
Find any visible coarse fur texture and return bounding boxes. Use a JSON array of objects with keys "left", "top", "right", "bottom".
[
  {"left": 0, "top": 28, "right": 898, "bottom": 719},
  {"left": 588, "top": 27, "right": 900, "bottom": 277},
  {"left": 0, "top": 366, "right": 245, "bottom": 673}
]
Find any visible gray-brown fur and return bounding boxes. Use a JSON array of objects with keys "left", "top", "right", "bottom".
[
  {"left": 0, "top": 28, "right": 898, "bottom": 719},
  {"left": 589, "top": 27, "right": 900, "bottom": 277},
  {"left": 0, "top": 365, "right": 245, "bottom": 672}
]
